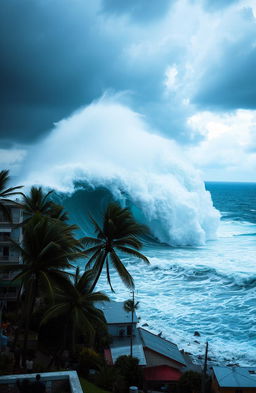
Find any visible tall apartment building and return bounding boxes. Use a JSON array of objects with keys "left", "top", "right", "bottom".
[{"left": 0, "top": 201, "right": 23, "bottom": 303}]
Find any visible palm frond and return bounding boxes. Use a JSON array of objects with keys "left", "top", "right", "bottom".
[
  {"left": 113, "top": 236, "right": 142, "bottom": 249},
  {"left": 89, "top": 215, "right": 105, "bottom": 239},
  {"left": 116, "top": 246, "right": 150, "bottom": 264},
  {"left": 109, "top": 250, "right": 134, "bottom": 289}
]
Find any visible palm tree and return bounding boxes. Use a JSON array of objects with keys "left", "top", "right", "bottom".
[
  {"left": 82, "top": 202, "right": 150, "bottom": 292},
  {"left": 1, "top": 214, "right": 81, "bottom": 363},
  {"left": 21, "top": 186, "right": 68, "bottom": 224},
  {"left": 0, "top": 169, "right": 23, "bottom": 221},
  {"left": 123, "top": 293, "right": 139, "bottom": 357},
  {"left": 41, "top": 268, "right": 109, "bottom": 355}
]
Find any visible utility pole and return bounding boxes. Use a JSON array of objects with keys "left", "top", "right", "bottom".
[
  {"left": 130, "top": 290, "right": 134, "bottom": 357},
  {"left": 201, "top": 341, "right": 208, "bottom": 393}
]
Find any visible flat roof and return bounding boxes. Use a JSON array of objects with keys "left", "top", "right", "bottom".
[
  {"left": 213, "top": 366, "right": 256, "bottom": 388},
  {"left": 0, "top": 371, "right": 83, "bottom": 393},
  {"left": 109, "top": 329, "right": 147, "bottom": 365},
  {"left": 97, "top": 301, "right": 139, "bottom": 324},
  {"left": 139, "top": 328, "right": 186, "bottom": 366}
]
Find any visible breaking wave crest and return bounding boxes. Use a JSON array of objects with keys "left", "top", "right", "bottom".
[{"left": 18, "top": 96, "right": 220, "bottom": 246}]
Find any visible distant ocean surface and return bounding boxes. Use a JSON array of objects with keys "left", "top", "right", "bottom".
[{"left": 84, "top": 182, "right": 256, "bottom": 366}]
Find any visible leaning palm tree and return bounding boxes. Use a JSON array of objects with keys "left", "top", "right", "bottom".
[
  {"left": 82, "top": 202, "right": 150, "bottom": 292},
  {"left": 124, "top": 293, "right": 139, "bottom": 357},
  {"left": 0, "top": 169, "right": 23, "bottom": 221},
  {"left": 1, "top": 213, "right": 82, "bottom": 363},
  {"left": 41, "top": 268, "right": 109, "bottom": 354}
]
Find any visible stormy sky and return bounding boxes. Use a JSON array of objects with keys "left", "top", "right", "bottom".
[{"left": 1, "top": 0, "right": 256, "bottom": 181}]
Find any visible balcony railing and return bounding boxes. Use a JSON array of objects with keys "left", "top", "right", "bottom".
[
  {"left": 0, "top": 256, "right": 22, "bottom": 264},
  {"left": 0, "top": 371, "right": 83, "bottom": 393}
]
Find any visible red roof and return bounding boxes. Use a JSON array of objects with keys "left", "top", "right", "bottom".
[{"left": 144, "top": 365, "right": 182, "bottom": 382}]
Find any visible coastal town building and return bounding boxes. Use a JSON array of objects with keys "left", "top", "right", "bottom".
[
  {"left": 97, "top": 300, "right": 147, "bottom": 365},
  {"left": 212, "top": 366, "right": 256, "bottom": 393},
  {"left": 98, "top": 300, "right": 187, "bottom": 391},
  {"left": 0, "top": 201, "right": 23, "bottom": 303}
]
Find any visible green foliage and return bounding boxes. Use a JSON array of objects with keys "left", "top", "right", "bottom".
[
  {"left": 83, "top": 202, "right": 150, "bottom": 292},
  {"left": 41, "top": 270, "right": 109, "bottom": 353},
  {"left": 0, "top": 169, "right": 22, "bottom": 221},
  {"left": 178, "top": 371, "right": 202, "bottom": 393},
  {"left": 123, "top": 298, "right": 139, "bottom": 313},
  {"left": 94, "top": 365, "right": 120, "bottom": 391},
  {"left": 21, "top": 186, "right": 69, "bottom": 224},
  {"left": 79, "top": 347, "right": 104, "bottom": 376},
  {"left": 114, "top": 355, "right": 143, "bottom": 389}
]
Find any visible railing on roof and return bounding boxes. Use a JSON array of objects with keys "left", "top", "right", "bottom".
[{"left": 0, "top": 370, "right": 84, "bottom": 393}]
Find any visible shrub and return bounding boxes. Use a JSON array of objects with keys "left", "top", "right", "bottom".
[
  {"left": 178, "top": 371, "right": 202, "bottom": 393},
  {"left": 114, "top": 355, "right": 143, "bottom": 389},
  {"left": 94, "top": 365, "right": 120, "bottom": 391},
  {"left": 79, "top": 347, "right": 104, "bottom": 377}
]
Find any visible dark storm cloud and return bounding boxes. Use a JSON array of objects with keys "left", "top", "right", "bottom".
[
  {"left": 193, "top": 8, "right": 256, "bottom": 111},
  {"left": 0, "top": 0, "right": 120, "bottom": 141},
  {"left": 0, "top": 0, "right": 189, "bottom": 144},
  {"left": 1, "top": 0, "right": 255, "bottom": 149},
  {"left": 0, "top": 0, "right": 190, "bottom": 142},
  {"left": 101, "top": 0, "right": 173, "bottom": 22}
]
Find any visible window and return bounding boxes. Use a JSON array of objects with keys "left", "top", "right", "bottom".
[{"left": 3, "top": 247, "right": 9, "bottom": 257}]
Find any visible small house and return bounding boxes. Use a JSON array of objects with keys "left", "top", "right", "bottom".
[
  {"left": 97, "top": 301, "right": 147, "bottom": 365},
  {"left": 212, "top": 366, "right": 256, "bottom": 393},
  {"left": 138, "top": 328, "right": 186, "bottom": 392}
]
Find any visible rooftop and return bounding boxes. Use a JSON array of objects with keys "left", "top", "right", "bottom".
[
  {"left": 0, "top": 370, "right": 83, "bottom": 393},
  {"left": 109, "top": 328, "right": 147, "bottom": 365},
  {"left": 139, "top": 328, "right": 186, "bottom": 366},
  {"left": 97, "top": 300, "right": 139, "bottom": 324},
  {"left": 213, "top": 366, "right": 256, "bottom": 388}
]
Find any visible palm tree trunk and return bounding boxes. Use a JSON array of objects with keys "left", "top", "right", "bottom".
[
  {"left": 22, "top": 277, "right": 37, "bottom": 367},
  {"left": 22, "top": 295, "right": 33, "bottom": 366},
  {"left": 89, "top": 251, "right": 108, "bottom": 293},
  {"left": 130, "top": 291, "right": 135, "bottom": 357}
]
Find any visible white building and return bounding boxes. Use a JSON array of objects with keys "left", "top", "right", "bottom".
[{"left": 0, "top": 201, "right": 23, "bottom": 302}]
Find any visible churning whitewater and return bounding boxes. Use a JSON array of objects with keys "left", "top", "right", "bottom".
[{"left": 19, "top": 96, "right": 220, "bottom": 246}]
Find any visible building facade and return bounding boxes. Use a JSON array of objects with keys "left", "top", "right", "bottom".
[{"left": 0, "top": 201, "right": 23, "bottom": 303}]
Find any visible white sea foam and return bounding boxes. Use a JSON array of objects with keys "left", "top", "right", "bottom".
[{"left": 18, "top": 95, "right": 220, "bottom": 246}]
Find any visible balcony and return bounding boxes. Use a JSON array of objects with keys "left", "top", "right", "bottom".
[{"left": 0, "top": 256, "right": 22, "bottom": 264}]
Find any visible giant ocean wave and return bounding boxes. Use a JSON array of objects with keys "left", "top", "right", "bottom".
[{"left": 18, "top": 96, "right": 220, "bottom": 246}]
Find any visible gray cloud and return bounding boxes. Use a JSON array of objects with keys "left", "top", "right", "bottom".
[{"left": 193, "top": 8, "right": 256, "bottom": 110}]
